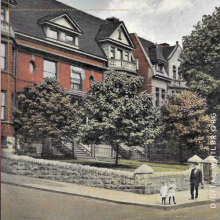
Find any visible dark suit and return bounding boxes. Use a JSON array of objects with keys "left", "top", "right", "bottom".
[{"left": 190, "top": 168, "right": 202, "bottom": 199}]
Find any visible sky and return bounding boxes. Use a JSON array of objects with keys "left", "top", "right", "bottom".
[{"left": 59, "top": 0, "right": 219, "bottom": 46}]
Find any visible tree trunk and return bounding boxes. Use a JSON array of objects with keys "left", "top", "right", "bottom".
[
  {"left": 41, "top": 137, "right": 51, "bottom": 158},
  {"left": 179, "top": 147, "right": 184, "bottom": 163},
  {"left": 72, "top": 140, "right": 76, "bottom": 159},
  {"left": 115, "top": 144, "right": 119, "bottom": 167},
  {"left": 91, "top": 144, "right": 95, "bottom": 158}
]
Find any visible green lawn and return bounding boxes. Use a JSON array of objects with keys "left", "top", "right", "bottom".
[{"left": 58, "top": 158, "right": 188, "bottom": 172}]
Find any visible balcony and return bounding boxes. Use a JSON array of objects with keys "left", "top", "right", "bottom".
[
  {"left": 108, "top": 59, "right": 137, "bottom": 72},
  {"left": 1, "top": 21, "right": 15, "bottom": 38},
  {"left": 169, "top": 79, "right": 187, "bottom": 88}
]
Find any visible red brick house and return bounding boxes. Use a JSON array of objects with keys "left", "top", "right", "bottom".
[
  {"left": 1, "top": 0, "right": 138, "bottom": 153},
  {"left": 130, "top": 33, "right": 187, "bottom": 108}
]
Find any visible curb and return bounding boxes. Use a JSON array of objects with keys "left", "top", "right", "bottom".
[{"left": 2, "top": 180, "right": 220, "bottom": 211}]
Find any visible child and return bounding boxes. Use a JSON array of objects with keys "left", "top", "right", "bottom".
[
  {"left": 160, "top": 181, "right": 168, "bottom": 205},
  {"left": 168, "top": 180, "right": 177, "bottom": 205}
]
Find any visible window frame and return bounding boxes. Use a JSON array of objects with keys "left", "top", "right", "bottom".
[
  {"left": 161, "top": 89, "right": 166, "bottom": 104},
  {"left": 50, "top": 29, "right": 58, "bottom": 40},
  {"left": 158, "top": 64, "right": 163, "bottom": 73},
  {"left": 155, "top": 87, "right": 160, "bottom": 107},
  {"left": 1, "top": 91, "right": 7, "bottom": 121},
  {"left": 110, "top": 47, "right": 115, "bottom": 59},
  {"left": 70, "top": 66, "right": 85, "bottom": 91},
  {"left": 47, "top": 26, "right": 79, "bottom": 47},
  {"left": 117, "top": 49, "right": 123, "bottom": 60},
  {"left": 89, "top": 75, "right": 94, "bottom": 87},
  {"left": 30, "top": 61, "right": 36, "bottom": 73},
  {"left": 71, "top": 71, "right": 82, "bottom": 91},
  {"left": 1, "top": 42, "right": 7, "bottom": 71},
  {"left": 124, "top": 51, "right": 129, "bottom": 61},
  {"left": 44, "top": 59, "right": 57, "bottom": 79},
  {"left": 173, "top": 65, "right": 176, "bottom": 80}
]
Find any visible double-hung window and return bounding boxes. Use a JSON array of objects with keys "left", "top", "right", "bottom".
[
  {"left": 71, "top": 66, "right": 84, "bottom": 91},
  {"left": 1, "top": 43, "right": 6, "bottom": 70},
  {"left": 124, "top": 52, "right": 129, "bottom": 61},
  {"left": 1, "top": 92, "right": 6, "bottom": 121},
  {"left": 44, "top": 60, "right": 57, "bottom": 78},
  {"left": 71, "top": 72, "right": 81, "bottom": 90},
  {"left": 155, "top": 88, "right": 160, "bottom": 107}
]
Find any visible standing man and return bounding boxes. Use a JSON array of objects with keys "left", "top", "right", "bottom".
[{"left": 189, "top": 162, "right": 203, "bottom": 200}]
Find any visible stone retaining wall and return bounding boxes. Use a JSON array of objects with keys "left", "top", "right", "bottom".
[{"left": 2, "top": 153, "right": 216, "bottom": 194}]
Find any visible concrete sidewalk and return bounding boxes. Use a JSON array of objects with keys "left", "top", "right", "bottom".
[{"left": 1, "top": 172, "right": 220, "bottom": 210}]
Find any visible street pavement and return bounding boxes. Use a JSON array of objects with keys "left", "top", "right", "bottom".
[{"left": 1, "top": 172, "right": 220, "bottom": 211}]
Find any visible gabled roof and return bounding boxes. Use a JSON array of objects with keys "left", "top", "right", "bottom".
[
  {"left": 38, "top": 12, "right": 83, "bottom": 34},
  {"left": 9, "top": 0, "right": 114, "bottom": 59},
  {"left": 138, "top": 37, "right": 154, "bottom": 56},
  {"left": 138, "top": 37, "right": 167, "bottom": 63},
  {"left": 162, "top": 46, "right": 175, "bottom": 59},
  {"left": 96, "top": 21, "right": 135, "bottom": 48},
  {"left": 96, "top": 22, "right": 121, "bottom": 40}
]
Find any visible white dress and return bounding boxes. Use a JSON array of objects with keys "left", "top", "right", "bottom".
[
  {"left": 160, "top": 185, "right": 168, "bottom": 197},
  {"left": 168, "top": 183, "right": 177, "bottom": 197}
]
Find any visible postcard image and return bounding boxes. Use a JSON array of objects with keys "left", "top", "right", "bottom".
[{"left": 1, "top": 0, "right": 220, "bottom": 219}]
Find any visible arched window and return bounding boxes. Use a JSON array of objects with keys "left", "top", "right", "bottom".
[
  {"left": 30, "top": 61, "right": 36, "bottom": 73},
  {"left": 89, "top": 75, "right": 94, "bottom": 86},
  {"left": 173, "top": 65, "right": 176, "bottom": 80}
]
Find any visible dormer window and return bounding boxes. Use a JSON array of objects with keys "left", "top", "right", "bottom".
[
  {"left": 47, "top": 27, "right": 78, "bottom": 46},
  {"left": 158, "top": 64, "right": 163, "bottom": 72},
  {"left": 39, "top": 13, "right": 83, "bottom": 48},
  {"left": 66, "top": 35, "right": 73, "bottom": 43},
  {"left": 50, "top": 29, "right": 58, "bottom": 39}
]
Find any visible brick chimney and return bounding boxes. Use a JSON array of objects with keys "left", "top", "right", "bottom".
[
  {"left": 158, "top": 43, "right": 170, "bottom": 47},
  {"left": 106, "top": 17, "right": 120, "bottom": 23}
]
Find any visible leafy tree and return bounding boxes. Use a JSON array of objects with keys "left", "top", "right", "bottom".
[
  {"left": 78, "top": 71, "right": 162, "bottom": 166},
  {"left": 14, "top": 78, "right": 84, "bottom": 158},
  {"left": 161, "top": 91, "right": 210, "bottom": 162},
  {"left": 180, "top": 7, "right": 220, "bottom": 152}
]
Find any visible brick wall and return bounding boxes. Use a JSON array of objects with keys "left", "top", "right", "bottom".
[{"left": 130, "top": 34, "right": 152, "bottom": 94}]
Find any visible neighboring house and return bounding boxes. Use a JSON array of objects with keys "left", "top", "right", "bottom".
[
  {"left": 1, "top": 0, "right": 17, "bottom": 151},
  {"left": 130, "top": 33, "right": 171, "bottom": 107},
  {"left": 1, "top": 0, "right": 137, "bottom": 153},
  {"left": 160, "top": 42, "right": 188, "bottom": 95},
  {"left": 130, "top": 33, "right": 188, "bottom": 108}
]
